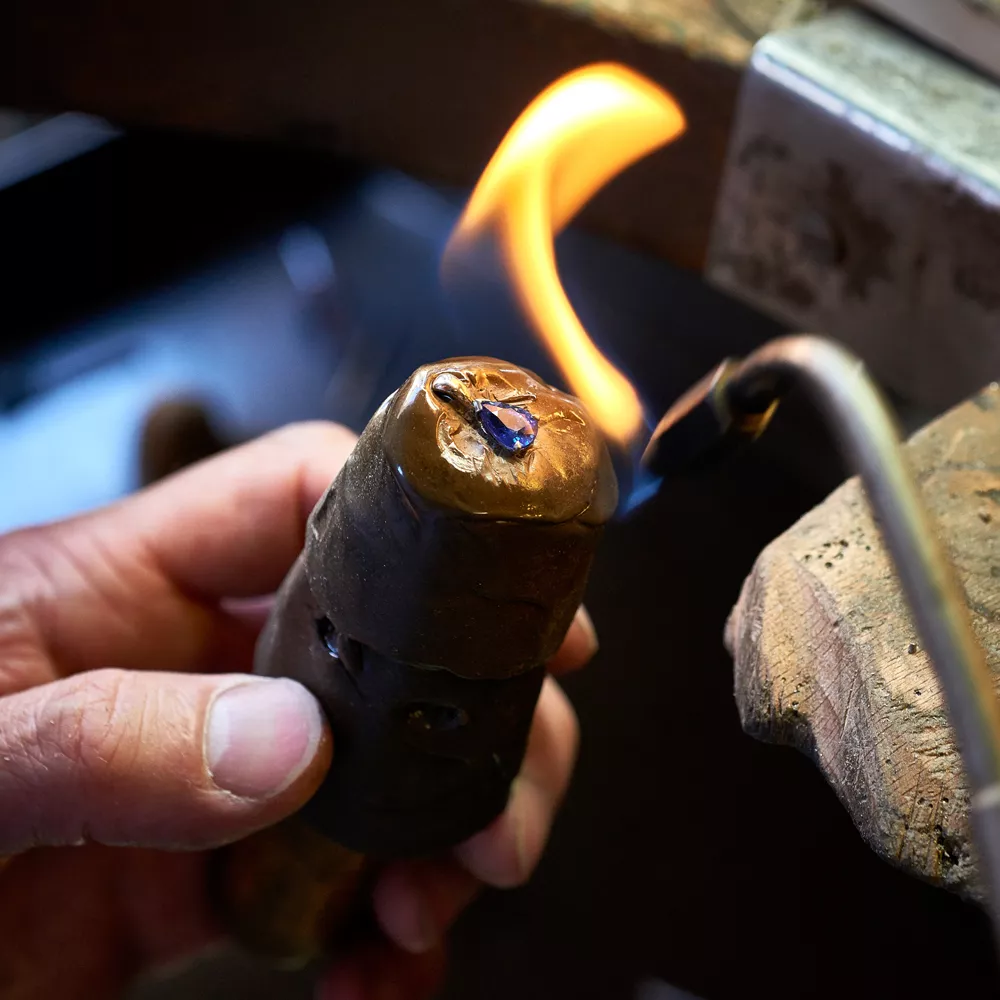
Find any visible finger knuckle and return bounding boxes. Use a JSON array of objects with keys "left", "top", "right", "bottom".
[
  {"left": 0, "top": 526, "right": 69, "bottom": 693},
  {"left": 34, "top": 668, "right": 139, "bottom": 774},
  {"left": 0, "top": 525, "right": 54, "bottom": 613},
  {"left": 0, "top": 668, "right": 141, "bottom": 849}
]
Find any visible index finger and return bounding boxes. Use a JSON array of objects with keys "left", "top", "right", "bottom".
[
  {"left": 120, "top": 420, "right": 357, "bottom": 599},
  {"left": 0, "top": 422, "right": 356, "bottom": 683}
]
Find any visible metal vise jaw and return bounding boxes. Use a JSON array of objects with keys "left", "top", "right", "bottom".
[{"left": 706, "top": 7, "right": 1000, "bottom": 414}]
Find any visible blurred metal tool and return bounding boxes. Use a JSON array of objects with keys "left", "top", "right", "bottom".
[
  {"left": 0, "top": 112, "right": 119, "bottom": 192},
  {"left": 138, "top": 398, "right": 231, "bottom": 487}
]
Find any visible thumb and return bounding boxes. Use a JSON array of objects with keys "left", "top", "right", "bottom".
[{"left": 0, "top": 669, "right": 330, "bottom": 853}]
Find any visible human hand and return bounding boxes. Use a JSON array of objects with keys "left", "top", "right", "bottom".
[{"left": 0, "top": 422, "right": 597, "bottom": 999}]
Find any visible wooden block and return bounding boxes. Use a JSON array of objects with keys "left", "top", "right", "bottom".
[
  {"left": 3, "top": 0, "right": 767, "bottom": 269},
  {"left": 726, "top": 383, "right": 1000, "bottom": 899}
]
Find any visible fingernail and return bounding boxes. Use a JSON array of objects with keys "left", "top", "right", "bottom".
[
  {"left": 206, "top": 678, "right": 324, "bottom": 799},
  {"left": 387, "top": 877, "right": 438, "bottom": 955},
  {"left": 454, "top": 791, "right": 533, "bottom": 889},
  {"left": 574, "top": 605, "right": 599, "bottom": 659}
]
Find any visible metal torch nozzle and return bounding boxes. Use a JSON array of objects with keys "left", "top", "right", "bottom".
[{"left": 640, "top": 359, "right": 778, "bottom": 478}]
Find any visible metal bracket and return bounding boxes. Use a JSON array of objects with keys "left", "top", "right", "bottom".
[{"left": 706, "top": 8, "right": 1000, "bottom": 411}]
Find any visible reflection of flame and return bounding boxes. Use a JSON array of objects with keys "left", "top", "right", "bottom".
[{"left": 444, "top": 63, "right": 686, "bottom": 447}]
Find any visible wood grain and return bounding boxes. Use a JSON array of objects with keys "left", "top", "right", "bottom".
[{"left": 726, "top": 383, "right": 1000, "bottom": 899}]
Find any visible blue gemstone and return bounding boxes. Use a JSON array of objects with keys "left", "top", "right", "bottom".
[{"left": 475, "top": 400, "right": 538, "bottom": 454}]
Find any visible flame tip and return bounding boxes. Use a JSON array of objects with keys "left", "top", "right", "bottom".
[{"left": 446, "top": 64, "right": 685, "bottom": 448}]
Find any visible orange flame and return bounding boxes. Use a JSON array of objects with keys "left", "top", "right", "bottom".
[{"left": 444, "top": 63, "right": 686, "bottom": 447}]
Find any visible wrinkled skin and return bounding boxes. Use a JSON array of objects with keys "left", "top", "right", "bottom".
[{"left": 0, "top": 423, "right": 596, "bottom": 1000}]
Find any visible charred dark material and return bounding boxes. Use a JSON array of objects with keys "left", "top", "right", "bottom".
[{"left": 256, "top": 357, "right": 617, "bottom": 855}]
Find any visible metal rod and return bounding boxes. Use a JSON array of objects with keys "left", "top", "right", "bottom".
[{"left": 724, "top": 334, "right": 1000, "bottom": 948}]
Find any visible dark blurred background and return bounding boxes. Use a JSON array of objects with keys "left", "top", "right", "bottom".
[{"left": 1, "top": 110, "right": 997, "bottom": 1000}]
